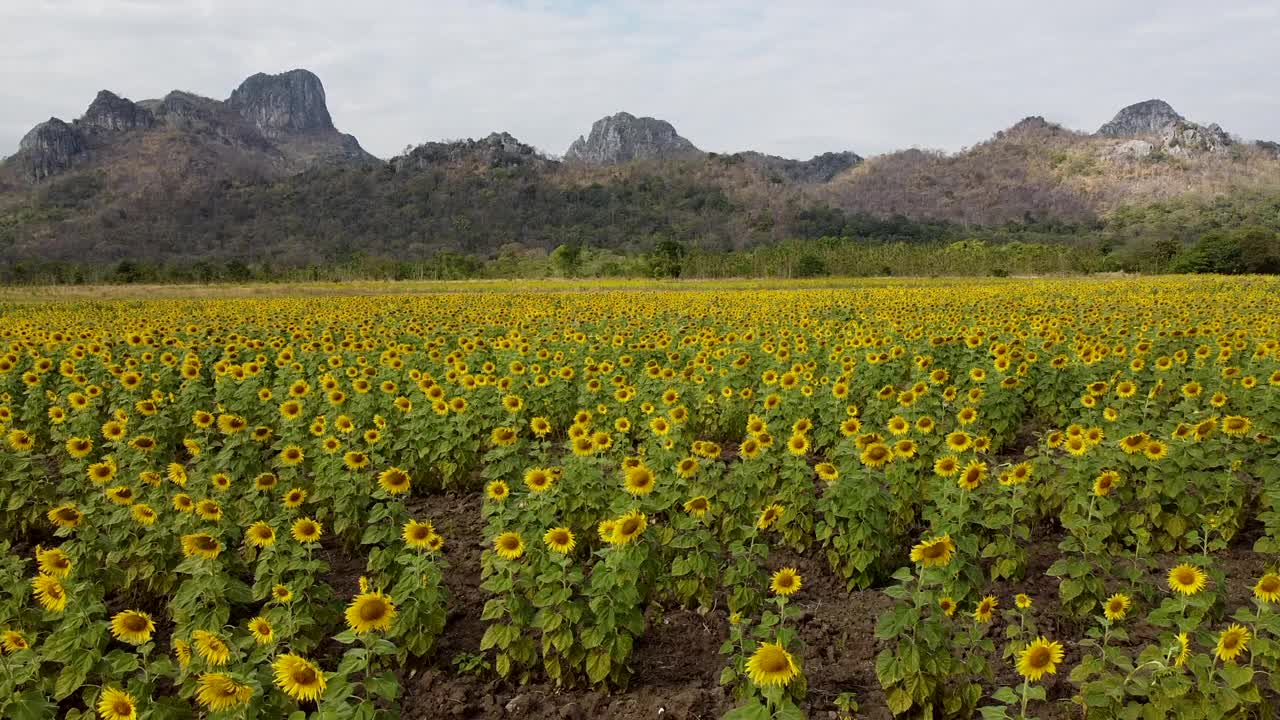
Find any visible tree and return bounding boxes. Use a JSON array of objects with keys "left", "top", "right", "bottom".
[
  {"left": 794, "top": 253, "right": 827, "bottom": 277},
  {"left": 1172, "top": 232, "right": 1245, "bottom": 274},
  {"left": 551, "top": 243, "right": 583, "bottom": 278},
  {"left": 648, "top": 238, "right": 686, "bottom": 278}
]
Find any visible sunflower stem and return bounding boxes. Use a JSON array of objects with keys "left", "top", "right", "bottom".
[{"left": 1018, "top": 676, "right": 1030, "bottom": 719}]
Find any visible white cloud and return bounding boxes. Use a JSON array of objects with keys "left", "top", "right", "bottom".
[{"left": 1, "top": 0, "right": 1276, "bottom": 160}]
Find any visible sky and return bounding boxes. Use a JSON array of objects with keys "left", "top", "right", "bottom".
[{"left": 1, "top": 1, "right": 1277, "bottom": 160}]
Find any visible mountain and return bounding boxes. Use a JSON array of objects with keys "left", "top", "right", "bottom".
[
  {"left": 564, "top": 112, "right": 701, "bottom": 164},
  {"left": 1, "top": 91, "right": 1279, "bottom": 280},
  {"left": 733, "top": 150, "right": 863, "bottom": 183},
  {"left": 2, "top": 69, "right": 375, "bottom": 186}
]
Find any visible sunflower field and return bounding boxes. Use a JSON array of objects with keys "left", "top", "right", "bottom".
[{"left": 0, "top": 276, "right": 1278, "bottom": 720}]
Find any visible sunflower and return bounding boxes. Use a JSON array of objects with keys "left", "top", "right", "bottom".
[
  {"left": 2, "top": 630, "right": 29, "bottom": 653},
  {"left": 757, "top": 504, "right": 784, "bottom": 530},
  {"left": 403, "top": 520, "right": 435, "bottom": 548},
  {"left": 1143, "top": 439, "right": 1168, "bottom": 461},
  {"left": 1104, "top": 593, "right": 1131, "bottom": 621},
  {"left": 272, "top": 584, "right": 294, "bottom": 604},
  {"left": 745, "top": 641, "right": 800, "bottom": 687},
  {"left": 249, "top": 616, "right": 274, "bottom": 644},
  {"left": 66, "top": 436, "right": 93, "bottom": 458},
  {"left": 933, "top": 455, "right": 959, "bottom": 477},
  {"left": 377, "top": 467, "right": 411, "bottom": 495},
  {"left": 973, "top": 595, "right": 998, "bottom": 623},
  {"left": 1215, "top": 624, "right": 1250, "bottom": 663},
  {"left": 192, "top": 630, "right": 231, "bottom": 665},
  {"left": 246, "top": 521, "right": 276, "bottom": 548},
  {"left": 1119, "top": 433, "right": 1149, "bottom": 454},
  {"left": 1254, "top": 573, "right": 1280, "bottom": 604},
  {"left": 786, "top": 433, "right": 810, "bottom": 456},
  {"left": 131, "top": 504, "right": 157, "bottom": 526},
  {"left": 1016, "top": 637, "right": 1064, "bottom": 681},
  {"left": 1093, "top": 471, "right": 1120, "bottom": 497},
  {"left": 1015, "top": 594, "right": 1032, "bottom": 610},
  {"left": 860, "top": 443, "right": 894, "bottom": 469},
  {"left": 1222, "top": 415, "right": 1251, "bottom": 436},
  {"left": 346, "top": 590, "right": 398, "bottom": 634},
  {"left": 490, "top": 426, "right": 517, "bottom": 446},
  {"left": 35, "top": 546, "right": 72, "bottom": 577},
  {"left": 530, "top": 417, "right": 551, "bottom": 436},
  {"left": 196, "top": 672, "right": 253, "bottom": 711},
  {"left": 181, "top": 533, "right": 222, "bottom": 560},
  {"left": 610, "top": 510, "right": 648, "bottom": 545},
  {"left": 96, "top": 687, "right": 138, "bottom": 720},
  {"left": 343, "top": 451, "right": 370, "bottom": 471},
  {"left": 544, "top": 527, "right": 576, "bottom": 554},
  {"left": 623, "top": 466, "right": 656, "bottom": 496},
  {"left": 939, "top": 597, "right": 958, "bottom": 617},
  {"left": 32, "top": 574, "right": 67, "bottom": 612},
  {"left": 254, "top": 472, "right": 279, "bottom": 491},
  {"left": 1173, "top": 632, "right": 1191, "bottom": 667},
  {"left": 173, "top": 494, "right": 195, "bottom": 513},
  {"left": 675, "top": 456, "right": 699, "bottom": 478},
  {"left": 770, "top": 568, "right": 802, "bottom": 596},
  {"left": 282, "top": 487, "right": 307, "bottom": 508},
  {"left": 684, "top": 496, "right": 711, "bottom": 518},
  {"left": 272, "top": 653, "right": 327, "bottom": 703},
  {"left": 487, "top": 480, "right": 511, "bottom": 501},
  {"left": 291, "top": 518, "right": 323, "bottom": 544},
  {"left": 957, "top": 459, "right": 987, "bottom": 490},
  {"left": 909, "top": 534, "right": 955, "bottom": 568},
  {"left": 814, "top": 462, "right": 838, "bottom": 483},
  {"left": 494, "top": 532, "right": 525, "bottom": 560},
  {"left": 279, "top": 445, "right": 304, "bottom": 465},
  {"left": 1167, "top": 564, "right": 1207, "bottom": 596},
  {"left": 110, "top": 610, "right": 154, "bottom": 645},
  {"left": 946, "top": 431, "right": 972, "bottom": 453},
  {"left": 195, "top": 499, "right": 222, "bottom": 522}
]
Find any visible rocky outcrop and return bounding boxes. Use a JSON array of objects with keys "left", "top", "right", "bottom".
[
  {"left": 564, "top": 112, "right": 701, "bottom": 164},
  {"left": 227, "top": 69, "right": 334, "bottom": 138},
  {"left": 1098, "top": 100, "right": 1185, "bottom": 137},
  {"left": 17, "top": 118, "right": 87, "bottom": 180},
  {"left": 392, "top": 132, "right": 553, "bottom": 172},
  {"left": 6, "top": 68, "right": 373, "bottom": 182},
  {"left": 81, "top": 90, "right": 154, "bottom": 133},
  {"left": 1158, "top": 121, "right": 1232, "bottom": 157},
  {"left": 735, "top": 150, "right": 863, "bottom": 183}
]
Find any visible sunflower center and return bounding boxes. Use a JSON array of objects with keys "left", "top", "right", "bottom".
[
  {"left": 293, "top": 667, "right": 317, "bottom": 685},
  {"left": 197, "top": 537, "right": 218, "bottom": 551},
  {"left": 760, "top": 650, "right": 789, "bottom": 673},
  {"left": 1028, "top": 647, "right": 1051, "bottom": 668},
  {"left": 123, "top": 615, "right": 148, "bottom": 632},
  {"left": 923, "top": 544, "right": 944, "bottom": 559},
  {"left": 620, "top": 518, "right": 640, "bottom": 535},
  {"left": 1223, "top": 635, "right": 1239, "bottom": 650},
  {"left": 1262, "top": 577, "right": 1280, "bottom": 593},
  {"left": 113, "top": 700, "right": 134, "bottom": 714},
  {"left": 1175, "top": 569, "right": 1195, "bottom": 585},
  {"left": 359, "top": 598, "right": 387, "bottom": 621}
]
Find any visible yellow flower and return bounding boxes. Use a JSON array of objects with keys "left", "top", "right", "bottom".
[
  {"left": 291, "top": 518, "right": 323, "bottom": 544},
  {"left": 523, "top": 468, "right": 553, "bottom": 493},
  {"left": 939, "top": 597, "right": 958, "bottom": 617},
  {"left": 196, "top": 672, "right": 253, "bottom": 711},
  {"left": 544, "top": 527, "right": 576, "bottom": 554},
  {"left": 377, "top": 467, "right": 411, "bottom": 495},
  {"left": 246, "top": 521, "right": 276, "bottom": 548},
  {"left": 1254, "top": 573, "right": 1280, "bottom": 604},
  {"left": 346, "top": 590, "right": 397, "bottom": 634},
  {"left": 494, "top": 532, "right": 525, "bottom": 560},
  {"left": 623, "top": 465, "right": 656, "bottom": 496},
  {"left": 192, "top": 629, "right": 231, "bottom": 666},
  {"left": 757, "top": 504, "right": 784, "bottom": 530},
  {"left": 770, "top": 567, "right": 802, "bottom": 596},
  {"left": 1167, "top": 564, "right": 1207, "bottom": 596},
  {"left": 248, "top": 616, "right": 274, "bottom": 644},
  {"left": 1104, "top": 593, "right": 1131, "bottom": 621},
  {"left": 746, "top": 641, "right": 800, "bottom": 687},
  {"left": 96, "top": 687, "right": 138, "bottom": 720},
  {"left": 487, "top": 480, "right": 512, "bottom": 501},
  {"left": 403, "top": 519, "right": 435, "bottom": 549},
  {"left": 272, "top": 653, "right": 327, "bottom": 702},
  {"left": 1093, "top": 470, "right": 1120, "bottom": 497},
  {"left": 32, "top": 574, "right": 67, "bottom": 612},
  {"left": 1173, "top": 632, "right": 1191, "bottom": 667},
  {"left": 909, "top": 534, "right": 955, "bottom": 568},
  {"left": 1015, "top": 594, "right": 1032, "bottom": 610},
  {"left": 35, "top": 546, "right": 72, "bottom": 577},
  {"left": 181, "top": 533, "right": 222, "bottom": 560},
  {"left": 860, "top": 442, "right": 894, "bottom": 468},
  {"left": 2, "top": 630, "right": 29, "bottom": 653},
  {"left": 1215, "top": 624, "right": 1250, "bottom": 663},
  {"left": 110, "top": 610, "right": 154, "bottom": 645},
  {"left": 683, "top": 496, "right": 711, "bottom": 518},
  {"left": 1016, "top": 637, "right": 1064, "bottom": 681},
  {"left": 973, "top": 595, "right": 998, "bottom": 623},
  {"left": 957, "top": 459, "right": 987, "bottom": 490},
  {"left": 608, "top": 510, "right": 647, "bottom": 545}
]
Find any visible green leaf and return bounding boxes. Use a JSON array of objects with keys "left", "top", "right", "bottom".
[
  {"left": 721, "top": 702, "right": 772, "bottom": 720},
  {"left": 886, "top": 687, "right": 913, "bottom": 715}
]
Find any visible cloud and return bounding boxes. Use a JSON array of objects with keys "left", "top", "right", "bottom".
[{"left": 1, "top": 0, "right": 1277, "bottom": 160}]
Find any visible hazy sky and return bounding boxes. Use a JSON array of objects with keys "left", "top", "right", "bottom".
[{"left": 2, "top": 1, "right": 1277, "bottom": 160}]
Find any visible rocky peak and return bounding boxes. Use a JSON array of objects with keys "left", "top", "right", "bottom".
[
  {"left": 17, "top": 118, "right": 87, "bottom": 180},
  {"left": 564, "top": 112, "right": 701, "bottom": 165},
  {"left": 392, "top": 131, "right": 552, "bottom": 172},
  {"left": 734, "top": 150, "right": 863, "bottom": 183},
  {"left": 998, "top": 116, "right": 1067, "bottom": 139},
  {"left": 80, "top": 90, "right": 154, "bottom": 133},
  {"left": 227, "top": 69, "right": 334, "bottom": 138},
  {"left": 1097, "top": 99, "right": 1185, "bottom": 137}
]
